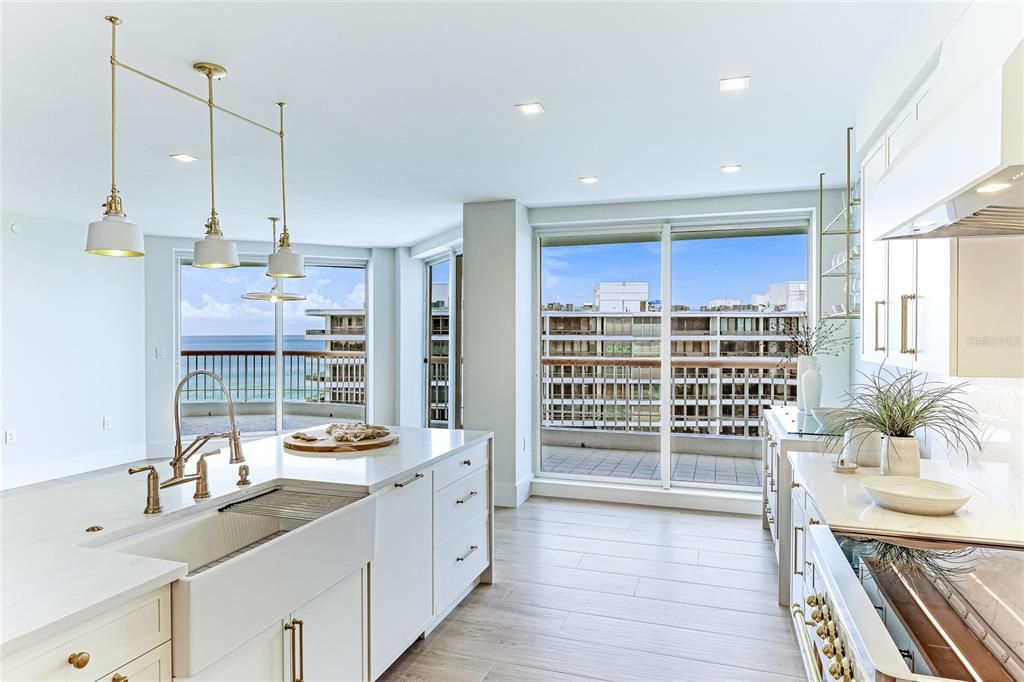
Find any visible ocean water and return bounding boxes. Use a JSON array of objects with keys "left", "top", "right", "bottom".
[
  {"left": 181, "top": 335, "right": 323, "bottom": 351},
  {"left": 180, "top": 335, "right": 340, "bottom": 402}
]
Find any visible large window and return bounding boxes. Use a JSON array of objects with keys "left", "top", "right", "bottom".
[
  {"left": 178, "top": 258, "right": 367, "bottom": 436},
  {"left": 538, "top": 225, "right": 807, "bottom": 490},
  {"left": 425, "top": 255, "right": 464, "bottom": 428}
]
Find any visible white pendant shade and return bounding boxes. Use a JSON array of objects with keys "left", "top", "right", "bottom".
[
  {"left": 85, "top": 214, "right": 144, "bottom": 257},
  {"left": 266, "top": 245, "right": 305, "bottom": 278},
  {"left": 193, "top": 232, "right": 239, "bottom": 268}
]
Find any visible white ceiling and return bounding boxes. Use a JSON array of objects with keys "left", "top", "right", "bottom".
[{"left": 1, "top": 2, "right": 966, "bottom": 248}]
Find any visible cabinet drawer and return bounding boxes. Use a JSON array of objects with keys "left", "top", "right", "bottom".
[
  {"left": 435, "top": 467, "right": 489, "bottom": 545},
  {"left": 3, "top": 586, "right": 171, "bottom": 682},
  {"left": 96, "top": 641, "right": 171, "bottom": 682},
  {"left": 435, "top": 517, "right": 489, "bottom": 612},
  {"left": 433, "top": 442, "right": 487, "bottom": 491}
]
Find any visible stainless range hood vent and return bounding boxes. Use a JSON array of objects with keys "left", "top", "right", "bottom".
[{"left": 894, "top": 205, "right": 1024, "bottom": 240}]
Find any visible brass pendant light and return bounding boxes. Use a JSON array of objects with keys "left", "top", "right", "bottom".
[
  {"left": 243, "top": 217, "right": 306, "bottom": 302},
  {"left": 265, "top": 102, "right": 305, "bottom": 278},
  {"left": 191, "top": 62, "right": 240, "bottom": 269},
  {"left": 85, "top": 16, "right": 144, "bottom": 257}
]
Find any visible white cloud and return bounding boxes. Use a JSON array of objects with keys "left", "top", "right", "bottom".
[
  {"left": 343, "top": 282, "right": 365, "bottom": 309},
  {"left": 181, "top": 293, "right": 274, "bottom": 321}
]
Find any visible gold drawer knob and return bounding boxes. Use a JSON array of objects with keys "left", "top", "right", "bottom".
[
  {"left": 68, "top": 651, "right": 91, "bottom": 669},
  {"left": 113, "top": 675, "right": 129, "bottom": 682}
]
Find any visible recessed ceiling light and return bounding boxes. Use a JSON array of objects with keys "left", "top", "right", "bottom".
[
  {"left": 170, "top": 153, "right": 199, "bottom": 163},
  {"left": 977, "top": 182, "right": 1011, "bottom": 194},
  {"left": 578, "top": 176, "right": 599, "bottom": 184},
  {"left": 719, "top": 76, "right": 750, "bottom": 92},
  {"left": 720, "top": 164, "right": 742, "bottom": 174},
  {"left": 516, "top": 102, "right": 545, "bottom": 115}
]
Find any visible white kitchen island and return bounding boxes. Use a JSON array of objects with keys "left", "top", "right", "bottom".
[{"left": 0, "top": 426, "right": 494, "bottom": 681}]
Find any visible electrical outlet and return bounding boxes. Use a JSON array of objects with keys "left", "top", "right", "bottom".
[
  {"left": 3, "top": 430, "right": 15, "bottom": 445},
  {"left": 102, "top": 416, "right": 113, "bottom": 430}
]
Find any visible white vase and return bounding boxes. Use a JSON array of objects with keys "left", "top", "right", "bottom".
[
  {"left": 796, "top": 356, "right": 818, "bottom": 412},
  {"left": 881, "top": 436, "right": 921, "bottom": 477},
  {"left": 843, "top": 427, "right": 882, "bottom": 467},
  {"left": 797, "top": 356, "right": 821, "bottom": 412}
]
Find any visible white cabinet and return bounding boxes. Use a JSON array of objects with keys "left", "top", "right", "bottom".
[
  {"left": 185, "top": 569, "right": 367, "bottom": 682},
  {"left": 291, "top": 570, "right": 366, "bottom": 682},
  {"left": 860, "top": 142, "right": 889, "bottom": 363},
  {"left": 101, "top": 641, "right": 172, "bottom": 682},
  {"left": 369, "top": 471, "right": 433, "bottom": 679},
  {"left": 1, "top": 586, "right": 171, "bottom": 682}
]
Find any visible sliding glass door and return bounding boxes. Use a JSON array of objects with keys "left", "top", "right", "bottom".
[
  {"left": 537, "top": 223, "right": 807, "bottom": 491},
  {"left": 539, "top": 234, "right": 663, "bottom": 483},
  {"left": 178, "top": 256, "right": 367, "bottom": 436}
]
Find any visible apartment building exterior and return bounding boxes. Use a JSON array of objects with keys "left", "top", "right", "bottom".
[
  {"left": 304, "top": 309, "right": 367, "bottom": 406},
  {"left": 541, "top": 306, "right": 802, "bottom": 438}
]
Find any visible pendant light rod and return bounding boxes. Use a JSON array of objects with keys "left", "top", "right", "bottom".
[
  {"left": 110, "top": 59, "right": 281, "bottom": 136},
  {"left": 206, "top": 70, "right": 217, "bottom": 221},
  {"left": 277, "top": 102, "right": 291, "bottom": 247},
  {"left": 105, "top": 16, "right": 123, "bottom": 215}
]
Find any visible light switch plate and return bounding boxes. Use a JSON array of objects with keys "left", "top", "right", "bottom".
[
  {"left": 102, "top": 417, "right": 113, "bottom": 430},
  {"left": 3, "top": 430, "right": 15, "bottom": 445}
]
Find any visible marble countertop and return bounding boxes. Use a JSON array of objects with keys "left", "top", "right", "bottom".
[
  {"left": 0, "top": 425, "right": 491, "bottom": 656},
  {"left": 789, "top": 452, "right": 1024, "bottom": 548}
]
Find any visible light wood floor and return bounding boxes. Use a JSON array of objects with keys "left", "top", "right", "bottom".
[{"left": 379, "top": 496, "right": 802, "bottom": 682}]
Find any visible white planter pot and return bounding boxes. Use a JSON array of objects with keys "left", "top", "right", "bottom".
[
  {"left": 800, "top": 361, "right": 823, "bottom": 413},
  {"left": 843, "top": 427, "right": 882, "bottom": 467},
  {"left": 881, "top": 436, "right": 920, "bottom": 477},
  {"left": 796, "top": 356, "right": 820, "bottom": 412}
]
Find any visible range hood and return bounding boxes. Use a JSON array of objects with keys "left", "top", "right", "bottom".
[
  {"left": 879, "top": 40, "right": 1024, "bottom": 241},
  {"left": 881, "top": 166, "right": 1024, "bottom": 240}
]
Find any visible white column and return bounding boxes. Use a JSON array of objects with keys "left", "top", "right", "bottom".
[
  {"left": 463, "top": 200, "right": 533, "bottom": 507},
  {"left": 659, "top": 224, "right": 672, "bottom": 489}
]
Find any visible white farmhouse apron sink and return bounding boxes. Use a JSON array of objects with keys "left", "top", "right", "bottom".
[{"left": 92, "top": 486, "right": 376, "bottom": 676}]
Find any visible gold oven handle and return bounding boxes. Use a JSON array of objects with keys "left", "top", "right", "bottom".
[
  {"left": 790, "top": 605, "right": 824, "bottom": 682},
  {"left": 900, "top": 294, "right": 916, "bottom": 354},
  {"left": 873, "top": 300, "right": 885, "bottom": 351}
]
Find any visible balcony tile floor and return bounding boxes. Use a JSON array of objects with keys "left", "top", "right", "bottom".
[{"left": 542, "top": 445, "right": 761, "bottom": 487}]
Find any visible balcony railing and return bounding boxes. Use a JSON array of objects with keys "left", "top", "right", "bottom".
[
  {"left": 180, "top": 349, "right": 366, "bottom": 406},
  {"left": 541, "top": 356, "right": 796, "bottom": 437}
]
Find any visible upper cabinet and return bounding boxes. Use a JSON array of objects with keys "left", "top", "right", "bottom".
[{"left": 858, "top": 13, "right": 1024, "bottom": 377}]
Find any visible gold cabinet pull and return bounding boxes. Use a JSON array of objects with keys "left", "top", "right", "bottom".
[
  {"left": 456, "top": 491, "right": 478, "bottom": 504},
  {"left": 793, "top": 526, "right": 804, "bottom": 576},
  {"left": 112, "top": 675, "right": 129, "bottom": 682},
  {"left": 873, "top": 300, "right": 886, "bottom": 351},
  {"left": 899, "top": 294, "right": 916, "bottom": 354},
  {"left": 456, "top": 545, "right": 479, "bottom": 562},
  {"left": 67, "top": 651, "right": 91, "bottom": 669},
  {"left": 394, "top": 472, "right": 424, "bottom": 488},
  {"left": 296, "top": 619, "right": 305, "bottom": 682},
  {"left": 285, "top": 618, "right": 305, "bottom": 682}
]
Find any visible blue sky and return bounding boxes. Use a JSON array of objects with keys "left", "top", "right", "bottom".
[
  {"left": 181, "top": 264, "right": 366, "bottom": 336},
  {"left": 542, "top": 234, "right": 807, "bottom": 309}
]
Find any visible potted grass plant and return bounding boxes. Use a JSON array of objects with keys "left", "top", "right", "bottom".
[
  {"left": 834, "top": 367, "right": 982, "bottom": 476},
  {"left": 781, "top": 321, "right": 852, "bottom": 412}
]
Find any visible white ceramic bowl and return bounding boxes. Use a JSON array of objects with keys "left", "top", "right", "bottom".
[{"left": 861, "top": 476, "right": 972, "bottom": 516}]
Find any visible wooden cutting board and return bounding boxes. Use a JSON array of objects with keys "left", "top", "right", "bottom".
[{"left": 283, "top": 431, "right": 400, "bottom": 453}]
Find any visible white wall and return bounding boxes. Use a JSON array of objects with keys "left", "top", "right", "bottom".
[
  {"left": 463, "top": 200, "right": 533, "bottom": 507},
  {"left": 396, "top": 247, "right": 425, "bottom": 427},
  {"left": 142, "top": 235, "right": 376, "bottom": 454},
  {"left": 1, "top": 213, "right": 146, "bottom": 488}
]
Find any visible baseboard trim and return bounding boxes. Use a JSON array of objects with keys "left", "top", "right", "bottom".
[
  {"left": 528, "top": 478, "right": 760, "bottom": 515},
  {"left": 494, "top": 473, "right": 534, "bottom": 508}
]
